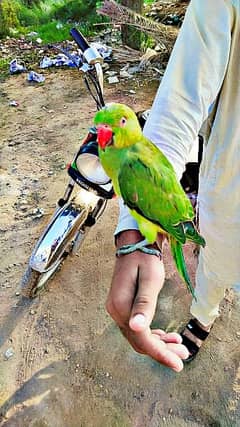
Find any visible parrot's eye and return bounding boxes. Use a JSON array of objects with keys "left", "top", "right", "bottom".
[{"left": 120, "top": 117, "right": 127, "bottom": 127}]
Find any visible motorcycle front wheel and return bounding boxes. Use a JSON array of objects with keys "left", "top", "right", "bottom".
[{"left": 21, "top": 255, "right": 66, "bottom": 298}]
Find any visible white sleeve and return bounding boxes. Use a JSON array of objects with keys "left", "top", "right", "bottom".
[{"left": 115, "top": 0, "right": 233, "bottom": 236}]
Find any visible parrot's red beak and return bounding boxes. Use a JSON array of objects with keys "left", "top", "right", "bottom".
[{"left": 97, "top": 125, "right": 113, "bottom": 149}]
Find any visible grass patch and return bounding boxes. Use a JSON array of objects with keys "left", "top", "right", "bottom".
[
  {"left": 15, "top": 0, "right": 109, "bottom": 43},
  {"left": 16, "top": 0, "right": 108, "bottom": 36},
  {"left": 16, "top": 0, "right": 65, "bottom": 26},
  {"left": 0, "top": 58, "right": 10, "bottom": 81},
  {"left": 31, "top": 21, "right": 75, "bottom": 43},
  {"left": 26, "top": 20, "right": 105, "bottom": 44},
  {"left": 1, "top": 0, "right": 109, "bottom": 42}
]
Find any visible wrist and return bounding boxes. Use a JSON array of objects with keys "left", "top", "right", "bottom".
[
  {"left": 115, "top": 230, "right": 164, "bottom": 250},
  {"left": 115, "top": 230, "right": 143, "bottom": 248}
]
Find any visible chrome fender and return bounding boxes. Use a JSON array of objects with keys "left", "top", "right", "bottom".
[{"left": 30, "top": 189, "right": 100, "bottom": 273}]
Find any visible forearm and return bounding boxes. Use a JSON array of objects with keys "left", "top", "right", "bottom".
[{"left": 143, "top": 0, "right": 232, "bottom": 179}]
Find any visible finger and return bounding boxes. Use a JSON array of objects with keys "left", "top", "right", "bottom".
[
  {"left": 129, "top": 329, "right": 185, "bottom": 372},
  {"left": 166, "top": 343, "right": 189, "bottom": 359},
  {"left": 152, "top": 330, "right": 183, "bottom": 344},
  {"left": 150, "top": 333, "right": 189, "bottom": 358},
  {"left": 158, "top": 349, "right": 185, "bottom": 372},
  {"left": 147, "top": 338, "right": 185, "bottom": 372},
  {"left": 150, "top": 335, "right": 186, "bottom": 371},
  {"left": 130, "top": 259, "right": 165, "bottom": 331}
]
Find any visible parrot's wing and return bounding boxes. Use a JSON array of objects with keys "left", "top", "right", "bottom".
[{"left": 118, "top": 146, "right": 193, "bottom": 242}]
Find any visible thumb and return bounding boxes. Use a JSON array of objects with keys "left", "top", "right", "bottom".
[
  {"left": 129, "top": 260, "right": 165, "bottom": 332},
  {"left": 129, "top": 313, "right": 149, "bottom": 332}
]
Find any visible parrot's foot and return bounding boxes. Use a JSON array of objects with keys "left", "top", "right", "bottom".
[
  {"left": 193, "top": 245, "right": 200, "bottom": 258},
  {"left": 116, "top": 239, "right": 162, "bottom": 258}
]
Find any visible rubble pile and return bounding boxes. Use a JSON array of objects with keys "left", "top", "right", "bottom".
[
  {"left": 98, "top": 0, "right": 179, "bottom": 52},
  {"left": 145, "top": 1, "right": 189, "bottom": 26},
  {"left": 1, "top": 26, "right": 167, "bottom": 88},
  {"left": 97, "top": 0, "right": 189, "bottom": 67},
  {"left": 0, "top": 1, "right": 191, "bottom": 84}
]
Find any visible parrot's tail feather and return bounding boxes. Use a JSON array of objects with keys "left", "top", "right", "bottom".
[
  {"left": 169, "top": 236, "right": 197, "bottom": 301},
  {"left": 183, "top": 221, "right": 206, "bottom": 247}
]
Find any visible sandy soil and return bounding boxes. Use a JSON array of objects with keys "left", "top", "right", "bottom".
[{"left": 0, "top": 68, "right": 239, "bottom": 427}]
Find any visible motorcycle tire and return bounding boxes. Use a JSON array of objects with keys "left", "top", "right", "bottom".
[{"left": 21, "top": 256, "right": 65, "bottom": 298}]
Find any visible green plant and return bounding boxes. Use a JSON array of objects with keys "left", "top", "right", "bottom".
[
  {"left": 33, "top": 21, "right": 74, "bottom": 43},
  {"left": 30, "top": 19, "right": 103, "bottom": 44},
  {"left": 0, "top": 57, "right": 10, "bottom": 81},
  {"left": 0, "top": 0, "right": 109, "bottom": 42},
  {"left": 141, "top": 33, "right": 155, "bottom": 50},
  {"left": 0, "top": 0, "right": 20, "bottom": 37},
  {"left": 17, "top": 5, "right": 40, "bottom": 26},
  {"left": 52, "top": 0, "right": 98, "bottom": 21}
]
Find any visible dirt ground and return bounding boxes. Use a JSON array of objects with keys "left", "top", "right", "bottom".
[{"left": 0, "top": 67, "right": 239, "bottom": 427}]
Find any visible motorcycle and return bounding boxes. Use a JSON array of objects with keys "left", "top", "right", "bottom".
[
  {"left": 21, "top": 28, "right": 114, "bottom": 298},
  {"left": 21, "top": 28, "right": 202, "bottom": 298}
]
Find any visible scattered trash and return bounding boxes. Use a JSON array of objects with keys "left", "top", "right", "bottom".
[
  {"left": 56, "top": 22, "right": 63, "bottom": 30},
  {"left": 39, "top": 41, "right": 111, "bottom": 70},
  {"left": 90, "top": 42, "right": 112, "bottom": 61},
  {"left": 127, "top": 65, "right": 139, "bottom": 74},
  {"left": 4, "top": 348, "right": 14, "bottom": 361},
  {"left": 152, "top": 67, "right": 164, "bottom": 76},
  {"left": 5, "top": 28, "right": 164, "bottom": 94},
  {"left": 155, "top": 42, "right": 168, "bottom": 52},
  {"left": 27, "top": 31, "right": 38, "bottom": 38},
  {"left": 107, "top": 75, "right": 119, "bottom": 84},
  {"left": 40, "top": 53, "right": 78, "bottom": 69},
  {"left": 105, "top": 70, "right": 117, "bottom": 76},
  {"left": 9, "top": 59, "right": 26, "bottom": 74},
  {"left": 139, "top": 48, "right": 158, "bottom": 70},
  {"left": 102, "top": 62, "right": 110, "bottom": 71},
  {"left": 31, "top": 207, "right": 45, "bottom": 218},
  {"left": 119, "top": 69, "right": 133, "bottom": 79},
  {"left": 145, "top": 0, "right": 188, "bottom": 27},
  {"left": 9, "top": 100, "right": 19, "bottom": 107},
  {"left": 40, "top": 56, "right": 54, "bottom": 69},
  {"left": 54, "top": 53, "right": 76, "bottom": 67},
  {"left": 27, "top": 71, "right": 45, "bottom": 83},
  {"left": 162, "top": 13, "right": 183, "bottom": 26}
]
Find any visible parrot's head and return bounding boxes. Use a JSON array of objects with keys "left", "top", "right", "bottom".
[{"left": 94, "top": 103, "right": 142, "bottom": 150}]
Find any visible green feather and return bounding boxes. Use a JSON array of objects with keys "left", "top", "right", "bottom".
[{"left": 169, "top": 236, "right": 197, "bottom": 301}]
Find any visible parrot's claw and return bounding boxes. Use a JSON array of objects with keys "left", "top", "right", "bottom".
[{"left": 116, "top": 239, "right": 162, "bottom": 258}]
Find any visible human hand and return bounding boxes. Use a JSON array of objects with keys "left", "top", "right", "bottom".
[{"left": 106, "top": 230, "right": 189, "bottom": 372}]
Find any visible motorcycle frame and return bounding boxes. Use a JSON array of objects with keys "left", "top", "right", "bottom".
[{"left": 29, "top": 30, "right": 110, "bottom": 275}]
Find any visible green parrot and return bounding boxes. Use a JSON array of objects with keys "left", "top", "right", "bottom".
[{"left": 94, "top": 103, "right": 205, "bottom": 299}]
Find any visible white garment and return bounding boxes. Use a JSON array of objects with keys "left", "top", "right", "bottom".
[{"left": 115, "top": 0, "right": 240, "bottom": 325}]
